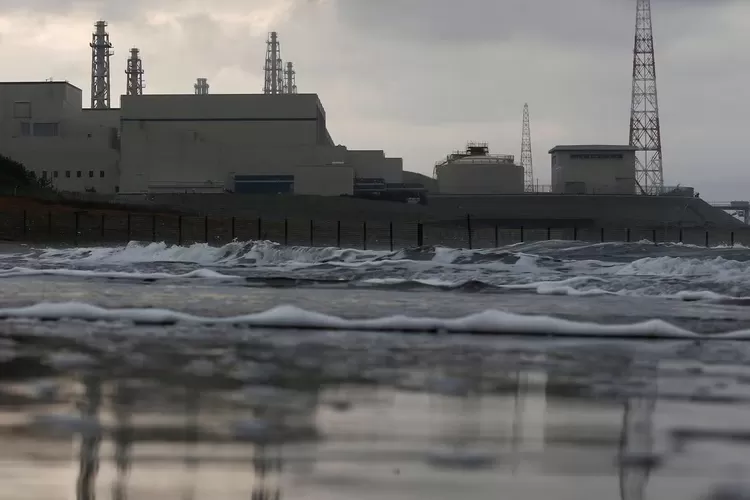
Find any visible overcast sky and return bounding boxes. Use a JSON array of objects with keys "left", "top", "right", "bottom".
[{"left": 1, "top": 0, "right": 748, "bottom": 200}]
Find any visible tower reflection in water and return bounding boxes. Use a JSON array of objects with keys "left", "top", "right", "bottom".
[{"left": 58, "top": 348, "right": 658, "bottom": 500}]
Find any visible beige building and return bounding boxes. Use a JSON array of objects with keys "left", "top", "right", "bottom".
[
  {"left": 434, "top": 143, "right": 524, "bottom": 194},
  {"left": 549, "top": 145, "right": 636, "bottom": 195},
  {"left": 0, "top": 82, "right": 402, "bottom": 196},
  {"left": 0, "top": 81, "right": 120, "bottom": 193}
]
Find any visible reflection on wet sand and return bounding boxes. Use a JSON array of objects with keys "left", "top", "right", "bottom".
[{"left": 0, "top": 333, "right": 749, "bottom": 499}]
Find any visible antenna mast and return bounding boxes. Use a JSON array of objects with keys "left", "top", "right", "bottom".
[
  {"left": 125, "top": 48, "right": 143, "bottom": 96},
  {"left": 263, "top": 32, "right": 284, "bottom": 94},
  {"left": 521, "top": 103, "right": 534, "bottom": 192},
  {"left": 90, "top": 20, "right": 113, "bottom": 109},
  {"left": 284, "top": 62, "right": 297, "bottom": 94},
  {"left": 629, "top": 0, "right": 664, "bottom": 195}
]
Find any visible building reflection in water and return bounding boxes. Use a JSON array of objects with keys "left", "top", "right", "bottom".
[{"left": 56, "top": 347, "right": 661, "bottom": 500}]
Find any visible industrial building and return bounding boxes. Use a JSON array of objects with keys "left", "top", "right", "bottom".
[
  {"left": 549, "top": 145, "right": 636, "bottom": 195},
  {"left": 0, "top": 25, "right": 403, "bottom": 197},
  {"left": 434, "top": 143, "right": 524, "bottom": 195}
]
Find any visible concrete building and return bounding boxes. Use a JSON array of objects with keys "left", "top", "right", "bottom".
[
  {"left": 0, "top": 82, "right": 402, "bottom": 197},
  {"left": 0, "top": 81, "right": 120, "bottom": 193},
  {"left": 434, "top": 143, "right": 524, "bottom": 194},
  {"left": 549, "top": 145, "right": 636, "bottom": 195}
]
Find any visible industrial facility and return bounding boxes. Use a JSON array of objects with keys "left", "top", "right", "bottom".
[
  {"left": 434, "top": 143, "right": 524, "bottom": 195},
  {"left": 549, "top": 145, "right": 637, "bottom": 194},
  {"left": 0, "top": 25, "right": 403, "bottom": 197}
]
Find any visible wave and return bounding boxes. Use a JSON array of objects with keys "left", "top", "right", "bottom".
[
  {"left": 0, "top": 266, "right": 241, "bottom": 280},
  {"left": 0, "top": 301, "right": 712, "bottom": 339}
]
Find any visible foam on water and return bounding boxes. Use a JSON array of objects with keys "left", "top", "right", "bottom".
[
  {"left": 0, "top": 300, "right": 741, "bottom": 338},
  {"left": 2, "top": 239, "right": 750, "bottom": 303}
]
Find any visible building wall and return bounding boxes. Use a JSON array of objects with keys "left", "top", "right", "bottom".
[
  {"left": 551, "top": 150, "right": 636, "bottom": 194},
  {"left": 346, "top": 150, "right": 403, "bottom": 183},
  {"left": 436, "top": 163, "right": 525, "bottom": 194},
  {"left": 0, "top": 82, "right": 120, "bottom": 194},
  {"left": 119, "top": 119, "right": 352, "bottom": 195}
]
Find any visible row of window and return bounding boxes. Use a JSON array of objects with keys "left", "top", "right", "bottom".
[
  {"left": 570, "top": 154, "right": 625, "bottom": 160},
  {"left": 41, "top": 170, "right": 106, "bottom": 179},
  {"left": 20, "top": 122, "right": 59, "bottom": 137}
]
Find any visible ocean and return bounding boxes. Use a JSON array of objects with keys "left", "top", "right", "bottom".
[{"left": 2, "top": 239, "right": 750, "bottom": 499}]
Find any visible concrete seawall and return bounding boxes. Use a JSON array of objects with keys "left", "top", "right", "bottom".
[{"left": 114, "top": 193, "right": 745, "bottom": 229}]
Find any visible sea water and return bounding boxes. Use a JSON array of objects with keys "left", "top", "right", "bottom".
[{"left": 1, "top": 239, "right": 750, "bottom": 499}]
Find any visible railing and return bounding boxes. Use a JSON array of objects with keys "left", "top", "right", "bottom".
[{"left": 1, "top": 210, "right": 749, "bottom": 249}]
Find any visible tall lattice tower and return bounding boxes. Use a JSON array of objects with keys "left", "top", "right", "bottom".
[
  {"left": 284, "top": 62, "right": 297, "bottom": 94},
  {"left": 521, "top": 103, "right": 534, "bottom": 192},
  {"left": 90, "top": 20, "right": 114, "bottom": 109},
  {"left": 629, "top": 0, "right": 664, "bottom": 195},
  {"left": 194, "top": 78, "right": 209, "bottom": 95},
  {"left": 125, "top": 48, "right": 144, "bottom": 96},
  {"left": 263, "top": 32, "right": 284, "bottom": 94}
]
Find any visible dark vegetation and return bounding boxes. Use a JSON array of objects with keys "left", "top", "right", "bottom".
[{"left": 0, "top": 154, "right": 53, "bottom": 195}]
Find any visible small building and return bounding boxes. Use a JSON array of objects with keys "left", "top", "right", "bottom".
[
  {"left": 434, "top": 142, "right": 524, "bottom": 195},
  {"left": 0, "top": 81, "right": 120, "bottom": 193},
  {"left": 549, "top": 145, "right": 636, "bottom": 195}
]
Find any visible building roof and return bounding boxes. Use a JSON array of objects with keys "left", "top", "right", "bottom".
[
  {"left": 548, "top": 145, "right": 637, "bottom": 153},
  {"left": 0, "top": 81, "right": 82, "bottom": 91}
]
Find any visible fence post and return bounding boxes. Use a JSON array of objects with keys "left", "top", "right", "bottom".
[
  {"left": 336, "top": 221, "right": 341, "bottom": 248},
  {"left": 389, "top": 222, "right": 394, "bottom": 251},
  {"left": 652, "top": 228, "right": 657, "bottom": 245},
  {"left": 626, "top": 228, "right": 631, "bottom": 243},
  {"left": 231, "top": 217, "right": 236, "bottom": 241},
  {"left": 177, "top": 215, "right": 183, "bottom": 245},
  {"left": 679, "top": 228, "right": 683, "bottom": 244},
  {"left": 547, "top": 227, "right": 551, "bottom": 241},
  {"left": 466, "top": 214, "right": 473, "bottom": 250},
  {"left": 284, "top": 219, "right": 289, "bottom": 245},
  {"left": 417, "top": 223, "right": 424, "bottom": 247},
  {"left": 363, "top": 221, "right": 367, "bottom": 250},
  {"left": 74, "top": 211, "right": 80, "bottom": 245},
  {"left": 573, "top": 227, "right": 578, "bottom": 241},
  {"left": 204, "top": 215, "right": 209, "bottom": 243},
  {"left": 257, "top": 217, "right": 262, "bottom": 241},
  {"left": 21, "top": 210, "right": 27, "bottom": 237},
  {"left": 705, "top": 230, "right": 709, "bottom": 248},
  {"left": 152, "top": 214, "right": 157, "bottom": 242},
  {"left": 310, "top": 220, "right": 314, "bottom": 247},
  {"left": 731, "top": 231, "right": 735, "bottom": 248},
  {"left": 47, "top": 211, "right": 52, "bottom": 238},
  {"left": 126, "top": 213, "right": 131, "bottom": 242},
  {"left": 600, "top": 227, "right": 605, "bottom": 243},
  {"left": 494, "top": 225, "right": 499, "bottom": 247},
  {"left": 520, "top": 226, "right": 524, "bottom": 244},
  {"left": 101, "top": 213, "right": 106, "bottom": 239}
]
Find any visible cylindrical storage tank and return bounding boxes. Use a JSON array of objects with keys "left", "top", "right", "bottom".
[{"left": 436, "top": 157, "right": 524, "bottom": 194}]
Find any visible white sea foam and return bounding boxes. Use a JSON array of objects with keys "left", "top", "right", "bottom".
[
  {"left": 0, "top": 266, "right": 240, "bottom": 280},
  {"left": 0, "top": 301, "right": 712, "bottom": 338}
]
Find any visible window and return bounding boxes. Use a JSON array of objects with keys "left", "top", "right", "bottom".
[
  {"left": 20, "top": 122, "right": 31, "bottom": 136},
  {"left": 100, "top": 171, "right": 105, "bottom": 178},
  {"left": 53, "top": 171, "right": 59, "bottom": 178},
  {"left": 89, "top": 171, "right": 94, "bottom": 178},
  {"left": 76, "top": 171, "right": 82, "bottom": 178},
  {"left": 33, "top": 122, "right": 59, "bottom": 137},
  {"left": 13, "top": 101, "right": 31, "bottom": 118},
  {"left": 65, "top": 171, "right": 71, "bottom": 178}
]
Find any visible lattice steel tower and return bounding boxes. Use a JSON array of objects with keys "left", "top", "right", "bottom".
[
  {"left": 263, "top": 32, "right": 284, "bottom": 94},
  {"left": 90, "top": 21, "right": 113, "bottom": 109},
  {"left": 194, "top": 78, "right": 209, "bottom": 95},
  {"left": 284, "top": 62, "right": 297, "bottom": 94},
  {"left": 125, "top": 48, "right": 143, "bottom": 96},
  {"left": 629, "top": 0, "right": 664, "bottom": 195},
  {"left": 521, "top": 103, "right": 534, "bottom": 192}
]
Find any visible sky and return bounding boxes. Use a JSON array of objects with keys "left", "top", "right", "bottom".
[{"left": 0, "top": 0, "right": 749, "bottom": 200}]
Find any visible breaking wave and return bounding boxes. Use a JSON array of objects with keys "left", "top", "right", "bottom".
[{"left": 1, "top": 240, "right": 750, "bottom": 302}]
